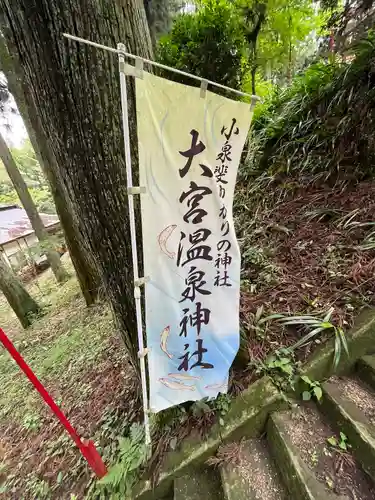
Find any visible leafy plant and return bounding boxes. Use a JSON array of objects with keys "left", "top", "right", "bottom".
[
  {"left": 214, "top": 393, "right": 231, "bottom": 426},
  {"left": 26, "top": 476, "right": 50, "bottom": 499},
  {"left": 96, "top": 423, "right": 149, "bottom": 498},
  {"left": 359, "top": 225, "right": 375, "bottom": 251},
  {"left": 23, "top": 413, "right": 41, "bottom": 432},
  {"left": 247, "top": 32, "right": 375, "bottom": 182},
  {"left": 277, "top": 308, "right": 349, "bottom": 369},
  {"left": 254, "top": 348, "right": 299, "bottom": 397},
  {"left": 336, "top": 208, "right": 363, "bottom": 229},
  {"left": 157, "top": 1, "right": 246, "bottom": 91},
  {"left": 243, "top": 305, "right": 284, "bottom": 340},
  {"left": 191, "top": 399, "right": 213, "bottom": 418},
  {"left": 337, "top": 212, "right": 375, "bottom": 250},
  {"left": 327, "top": 432, "right": 351, "bottom": 451},
  {"left": 304, "top": 208, "right": 343, "bottom": 223},
  {"left": 300, "top": 375, "right": 323, "bottom": 401},
  {"left": 241, "top": 246, "right": 280, "bottom": 292},
  {"left": 310, "top": 450, "right": 319, "bottom": 467}
]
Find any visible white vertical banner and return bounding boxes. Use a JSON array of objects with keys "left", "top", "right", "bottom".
[{"left": 136, "top": 72, "right": 253, "bottom": 413}]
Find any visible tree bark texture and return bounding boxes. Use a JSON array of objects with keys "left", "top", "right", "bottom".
[
  {"left": 0, "top": 252, "right": 42, "bottom": 328},
  {"left": 0, "top": 34, "right": 100, "bottom": 304},
  {"left": 0, "top": 0, "right": 153, "bottom": 364},
  {"left": 0, "top": 131, "right": 69, "bottom": 283}
]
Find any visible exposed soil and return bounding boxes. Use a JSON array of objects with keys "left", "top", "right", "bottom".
[
  {"left": 236, "top": 179, "right": 375, "bottom": 372},
  {"left": 331, "top": 376, "right": 375, "bottom": 426},
  {"left": 279, "top": 403, "right": 375, "bottom": 499}
]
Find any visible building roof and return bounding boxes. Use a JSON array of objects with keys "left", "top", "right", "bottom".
[{"left": 0, "top": 205, "right": 59, "bottom": 246}]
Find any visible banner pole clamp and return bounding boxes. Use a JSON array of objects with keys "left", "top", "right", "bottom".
[
  {"left": 200, "top": 79, "right": 208, "bottom": 99},
  {"left": 135, "top": 57, "right": 144, "bottom": 79},
  {"left": 134, "top": 276, "right": 150, "bottom": 287},
  {"left": 127, "top": 186, "right": 146, "bottom": 195},
  {"left": 119, "top": 61, "right": 137, "bottom": 77},
  {"left": 250, "top": 95, "right": 257, "bottom": 112},
  {"left": 138, "top": 348, "right": 150, "bottom": 359}
]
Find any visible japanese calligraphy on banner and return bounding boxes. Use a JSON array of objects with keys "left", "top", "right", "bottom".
[{"left": 136, "top": 72, "right": 253, "bottom": 413}]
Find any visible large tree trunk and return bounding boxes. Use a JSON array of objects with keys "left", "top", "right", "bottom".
[
  {"left": 0, "top": 35, "right": 100, "bottom": 305},
  {"left": 0, "top": 252, "right": 42, "bottom": 328},
  {"left": 0, "top": 131, "right": 69, "bottom": 283},
  {"left": 0, "top": 0, "right": 153, "bottom": 366}
]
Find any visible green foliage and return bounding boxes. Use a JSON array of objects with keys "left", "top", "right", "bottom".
[
  {"left": 254, "top": 347, "right": 327, "bottom": 403},
  {"left": 254, "top": 347, "right": 299, "bottom": 397},
  {"left": 0, "top": 140, "right": 55, "bottom": 213},
  {"left": 276, "top": 308, "right": 349, "bottom": 369},
  {"left": 241, "top": 245, "right": 280, "bottom": 292},
  {"left": 96, "top": 423, "right": 148, "bottom": 498},
  {"left": 247, "top": 32, "right": 375, "bottom": 181},
  {"left": 157, "top": 0, "right": 246, "bottom": 91},
  {"left": 0, "top": 185, "right": 54, "bottom": 213},
  {"left": 254, "top": 0, "right": 327, "bottom": 83},
  {"left": 252, "top": 60, "right": 337, "bottom": 127},
  {"left": 242, "top": 305, "right": 284, "bottom": 340},
  {"left": 300, "top": 375, "right": 323, "bottom": 402},
  {"left": 23, "top": 412, "right": 41, "bottom": 432},
  {"left": 0, "top": 258, "right": 114, "bottom": 423},
  {"left": 158, "top": 0, "right": 326, "bottom": 95},
  {"left": 26, "top": 476, "right": 50, "bottom": 499},
  {"left": 327, "top": 432, "right": 351, "bottom": 451},
  {"left": 359, "top": 227, "right": 375, "bottom": 250},
  {"left": 12, "top": 140, "right": 45, "bottom": 187},
  {"left": 214, "top": 393, "right": 231, "bottom": 425}
]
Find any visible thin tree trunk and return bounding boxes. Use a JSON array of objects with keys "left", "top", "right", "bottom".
[
  {"left": 0, "top": 131, "right": 69, "bottom": 283},
  {"left": 0, "top": 34, "right": 100, "bottom": 304},
  {"left": 287, "top": 16, "right": 293, "bottom": 85},
  {"left": 287, "top": 41, "right": 292, "bottom": 84},
  {"left": 0, "top": 0, "right": 153, "bottom": 367},
  {"left": 251, "top": 64, "right": 257, "bottom": 95},
  {"left": 0, "top": 252, "right": 42, "bottom": 327}
]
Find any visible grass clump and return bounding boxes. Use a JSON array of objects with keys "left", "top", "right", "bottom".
[{"left": 246, "top": 32, "right": 375, "bottom": 183}]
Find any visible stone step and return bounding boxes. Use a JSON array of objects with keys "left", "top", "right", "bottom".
[
  {"left": 174, "top": 467, "right": 223, "bottom": 500},
  {"left": 357, "top": 355, "right": 375, "bottom": 391},
  {"left": 220, "top": 439, "right": 286, "bottom": 500},
  {"left": 267, "top": 403, "right": 374, "bottom": 499},
  {"left": 321, "top": 376, "right": 375, "bottom": 482}
]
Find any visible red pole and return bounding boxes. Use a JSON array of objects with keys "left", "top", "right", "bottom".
[{"left": 0, "top": 328, "right": 107, "bottom": 478}]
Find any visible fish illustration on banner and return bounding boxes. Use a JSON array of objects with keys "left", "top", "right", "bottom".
[{"left": 136, "top": 72, "right": 253, "bottom": 412}]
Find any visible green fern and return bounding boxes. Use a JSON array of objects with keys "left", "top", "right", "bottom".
[{"left": 96, "top": 424, "right": 148, "bottom": 498}]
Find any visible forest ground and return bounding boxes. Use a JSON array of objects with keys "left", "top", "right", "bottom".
[
  {"left": 234, "top": 177, "right": 375, "bottom": 389},
  {"left": 0, "top": 178, "right": 374, "bottom": 498},
  {"left": 0, "top": 255, "right": 140, "bottom": 498}
]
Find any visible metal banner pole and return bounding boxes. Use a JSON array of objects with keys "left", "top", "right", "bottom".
[
  {"left": 117, "top": 43, "right": 151, "bottom": 447},
  {"left": 64, "top": 33, "right": 260, "bottom": 101}
]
